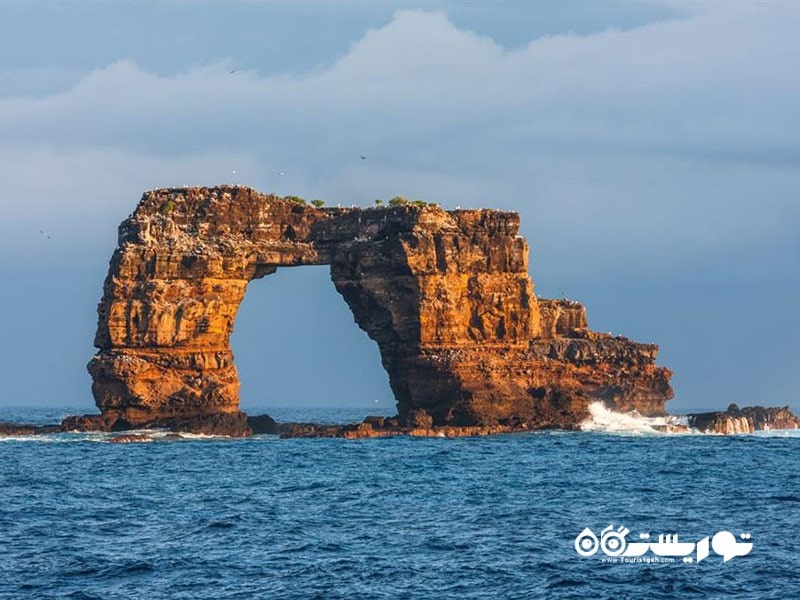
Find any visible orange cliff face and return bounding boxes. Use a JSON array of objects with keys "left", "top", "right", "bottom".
[{"left": 75, "top": 186, "right": 672, "bottom": 435}]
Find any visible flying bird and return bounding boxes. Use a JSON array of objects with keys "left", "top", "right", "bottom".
[
  {"left": 278, "top": 170, "right": 286, "bottom": 176},
  {"left": 39, "top": 230, "right": 52, "bottom": 240},
  {"left": 227, "top": 69, "right": 237, "bottom": 75},
  {"left": 360, "top": 155, "right": 367, "bottom": 160}
]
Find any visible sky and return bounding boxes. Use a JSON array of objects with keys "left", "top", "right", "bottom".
[{"left": 0, "top": 0, "right": 798, "bottom": 414}]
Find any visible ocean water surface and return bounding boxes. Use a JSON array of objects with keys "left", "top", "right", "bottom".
[{"left": 0, "top": 406, "right": 798, "bottom": 599}]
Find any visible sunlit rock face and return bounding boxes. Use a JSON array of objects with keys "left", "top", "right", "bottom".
[
  {"left": 688, "top": 404, "right": 800, "bottom": 434},
  {"left": 86, "top": 186, "right": 673, "bottom": 434}
]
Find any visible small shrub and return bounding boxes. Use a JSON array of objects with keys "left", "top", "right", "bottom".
[
  {"left": 282, "top": 195, "right": 307, "bottom": 205},
  {"left": 388, "top": 196, "right": 438, "bottom": 209},
  {"left": 160, "top": 199, "right": 176, "bottom": 215},
  {"left": 374, "top": 199, "right": 384, "bottom": 206},
  {"left": 311, "top": 199, "right": 325, "bottom": 208}
]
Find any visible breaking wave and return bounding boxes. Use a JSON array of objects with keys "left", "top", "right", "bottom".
[
  {"left": 0, "top": 429, "right": 237, "bottom": 444},
  {"left": 580, "top": 401, "right": 691, "bottom": 435}
]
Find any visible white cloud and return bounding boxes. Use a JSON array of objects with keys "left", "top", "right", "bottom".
[
  {"left": 0, "top": 7, "right": 798, "bottom": 278},
  {"left": 0, "top": 146, "right": 263, "bottom": 254},
  {"left": 0, "top": 4, "right": 797, "bottom": 411}
]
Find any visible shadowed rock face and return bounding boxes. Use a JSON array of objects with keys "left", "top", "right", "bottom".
[{"left": 85, "top": 186, "right": 673, "bottom": 435}]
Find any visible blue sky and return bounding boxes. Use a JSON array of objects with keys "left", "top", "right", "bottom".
[{"left": 0, "top": 1, "right": 798, "bottom": 413}]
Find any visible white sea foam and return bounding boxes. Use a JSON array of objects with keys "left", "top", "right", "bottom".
[
  {"left": 0, "top": 429, "right": 242, "bottom": 443},
  {"left": 164, "top": 432, "right": 230, "bottom": 440},
  {"left": 581, "top": 403, "right": 800, "bottom": 438},
  {"left": 751, "top": 428, "right": 800, "bottom": 438},
  {"left": 580, "top": 401, "right": 692, "bottom": 435}
]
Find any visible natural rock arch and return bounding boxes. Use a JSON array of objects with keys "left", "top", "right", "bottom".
[{"left": 86, "top": 186, "right": 672, "bottom": 434}]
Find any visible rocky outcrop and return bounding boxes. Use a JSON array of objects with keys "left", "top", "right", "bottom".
[
  {"left": 247, "top": 414, "right": 279, "bottom": 435},
  {"left": 0, "top": 422, "right": 61, "bottom": 436},
  {"left": 61, "top": 408, "right": 253, "bottom": 437},
  {"left": 277, "top": 419, "right": 520, "bottom": 439},
  {"left": 108, "top": 434, "right": 155, "bottom": 444},
  {"left": 77, "top": 186, "right": 674, "bottom": 435},
  {"left": 688, "top": 404, "right": 800, "bottom": 434}
]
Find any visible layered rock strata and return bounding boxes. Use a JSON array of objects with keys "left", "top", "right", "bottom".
[
  {"left": 688, "top": 404, "right": 800, "bottom": 434},
  {"left": 74, "top": 186, "right": 674, "bottom": 436}
]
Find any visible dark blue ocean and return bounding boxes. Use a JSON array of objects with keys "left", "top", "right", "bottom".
[{"left": 1, "top": 406, "right": 798, "bottom": 599}]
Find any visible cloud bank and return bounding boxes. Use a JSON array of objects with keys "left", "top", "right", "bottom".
[
  {"left": 2, "top": 8, "right": 798, "bottom": 280},
  {"left": 1, "top": 5, "right": 798, "bottom": 410}
]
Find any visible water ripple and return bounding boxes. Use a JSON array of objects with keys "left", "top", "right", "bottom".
[{"left": 0, "top": 407, "right": 798, "bottom": 598}]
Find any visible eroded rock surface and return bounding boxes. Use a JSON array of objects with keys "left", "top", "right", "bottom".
[
  {"left": 78, "top": 186, "right": 674, "bottom": 435},
  {"left": 688, "top": 404, "right": 800, "bottom": 434},
  {"left": 0, "top": 423, "right": 61, "bottom": 436}
]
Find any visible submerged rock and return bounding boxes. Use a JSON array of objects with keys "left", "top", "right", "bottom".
[
  {"left": 652, "top": 423, "right": 691, "bottom": 434},
  {"left": 108, "top": 434, "right": 154, "bottom": 444},
  {"left": 0, "top": 422, "right": 61, "bottom": 436},
  {"left": 276, "top": 417, "right": 524, "bottom": 439}
]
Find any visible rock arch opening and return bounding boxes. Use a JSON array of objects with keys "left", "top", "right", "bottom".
[{"left": 231, "top": 265, "right": 393, "bottom": 411}]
